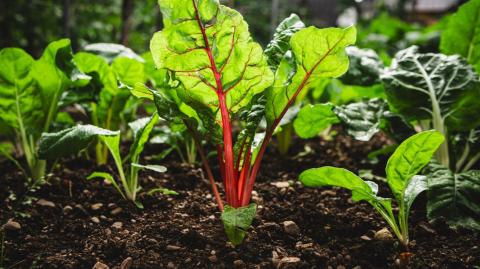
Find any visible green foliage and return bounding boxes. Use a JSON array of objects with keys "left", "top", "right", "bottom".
[
  {"left": 440, "top": 0, "right": 480, "bottom": 73},
  {"left": 293, "top": 103, "right": 339, "bottom": 139},
  {"left": 0, "top": 39, "right": 87, "bottom": 182},
  {"left": 381, "top": 46, "right": 480, "bottom": 167},
  {"left": 333, "top": 98, "right": 386, "bottom": 141},
  {"left": 300, "top": 130, "right": 444, "bottom": 247},
  {"left": 426, "top": 162, "right": 480, "bottom": 230},
  {"left": 221, "top": 204, "right": 257, "bottom": 246},
  {"left": 39, "top": 114, "right": 164, "bottom": 206},
  {"left": 341, "top": 46, "right": 384, "bottom": 86}
]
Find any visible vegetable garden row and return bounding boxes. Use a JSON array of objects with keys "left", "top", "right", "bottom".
[{"left": 0, "top": 0, "right": 479, "bottom": 268}]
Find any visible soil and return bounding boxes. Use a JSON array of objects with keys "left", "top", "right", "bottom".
[{"left": 1, "top": 130, "right": 479, "bottom": 269}]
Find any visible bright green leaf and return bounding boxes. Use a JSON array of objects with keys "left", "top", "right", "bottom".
[
  {"left": 221, "top": 203, "right": 257, "bottom": 246},
  {"left": 293, "top": 103, "right": 339, "bottom": 139}
]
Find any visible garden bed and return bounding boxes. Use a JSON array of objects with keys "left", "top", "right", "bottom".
[{"left": 1, "top": 131, "right": 478, "bottom": 269}]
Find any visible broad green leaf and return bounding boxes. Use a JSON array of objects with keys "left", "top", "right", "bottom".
[
  {"left": 299, "top": 166, "right": 393, "bottom": 212},
  {"left": 440, "top": 0, "right": 480, "bottom": 73},
  {"left": 293, "top": 103, "right": 339, "bottom": 139},
  {"left": 0, "top": 48, "right": 43, "bottom": 133},
  {"left": 264, "top": 13, "right": 305, "bottom": 70},
  {"left": 341, "top": 46, "right": 384, "bottom": 86},
  {"left": 381, "top": 46, "right": 480, "bottom": 131},
  {"left": 38, "top": 125, "right": 120, "bottom": 160},
  {"left": 128, "top": 113, "right": 159, "bottom": 163},
  {"left": 73, "top": 52, "right": 117, "bottom": 95},
  {"left": 84, "top": 43, "right": 144, "bottom": 63},
  {"left": 265, "top": 26, "right": 356, "bottom": 127},
  {"left": 87, "top": 171, "right": 124, "bottom": 198},
  {"left": 324, "top": 79, "right": 386, "bottom": 105},
  {"left": 427, "top": 163, "right": 480, "bottom": 230},
  {"left": 31, "top": 39, "right": 88, "bottom": 132},
  {"left": 151, "top": 0, "right": 274, "bottom": 116},
  {"left": 221, "top": 203, "right": 256, "bottom": 245},
  {"left": 112, "top": 57, "right": 145, "bottom": 87},
  {"left": 333, "top": 98, "right": 386, "bottom": 141},
  {"left": 386, "top": 130, "right": 444, "bottom": 201},
  {"left": 131, "top": 163, "right": 167, "bottom": 173},
  {"left": 403, "top": 175, "right": 427, "bottom": 221}
]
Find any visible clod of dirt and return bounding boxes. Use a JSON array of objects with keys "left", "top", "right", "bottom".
[
  {"left": 92, "top": 261, "right": 109, "bottom": 269},
  {"left": 277, "top": 257, "right": 301, "bottom": 269},
  {"left": 3, "top": 219, "right": 21, "bottom": 231},
  {"left": 233, "top": 259, "right": 246, "bottom": 269},
  {"left": 111, "top": 222, "right": 123, "bottom": 229},
  {"left": 120, "top": 257, "right": 133, "bottom": 269},
  {"left": 374, "top": 228, "right": 393, "bottom": 242},
  {"left": 283, "top": 220, "right": 300, "bottom": 235},
  {"left": 36, "top": 199, "right": 55, "bottom": 208}
]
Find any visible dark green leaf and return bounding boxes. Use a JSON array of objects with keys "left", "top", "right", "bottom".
[
  {"left": 341, "top": 46, "right": 384, "bottom": 86},
  {"left": 427, "top": 162, "right": 480, "bottom": 230}
]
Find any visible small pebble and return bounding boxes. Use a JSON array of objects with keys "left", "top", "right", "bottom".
[
  {"left": 233, "top": 259, "right": 246, "bottom": 269},
  {"left": 271, "top": 181, "right": 290, "bottom": 188},
  {"left": 110, "top": 207, "right": 123, "bottom": 215},
  {"left": 111, "top": 222, "right": 123, "bottom": 229},
  {"left": 91, "top": 217, "right": 100, "bottom": 224},
  {"left": 63, "top": 205, "right": 73, "bottom": 214},
  {"left": 208, "top": 255, "right": 217, "bottom": 263},
  {"left": 374, "top": 228, "right": 393, "bottom": 242},
  {"left": 92, "top": 261, "right": 109, "bottom": 269},
  {"left": 167, "top": 262, "right": 175, "bottom": 269},
  {"left": 91, "top": 203, "right": 104, "bottom": 211},
  {"left": 277, "top": 257, "right": 301, "bottom": 269},
  {"left": 166, "top": 245, "right": 181, "bottom": 251},
  {"left": 283, "top": 220, "right": 300, "bottom": 235},
  {"left": 37, "top": 199, "right": 55, "bottom": 208},
  {"left": 3, "top": 219, "right": 21, "bottom": 231},
  {"left": 360, "top": 235, "right": 371, "bottom": 241},
  {"left": 120, "top": 257, "right": 133, "bottom": 269}
]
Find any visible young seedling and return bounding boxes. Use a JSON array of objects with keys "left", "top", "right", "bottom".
[
  {"left": 148, "top": 0, "right": 356, "bottom": 244},
  {"left": 300, "top": 130, "right": 444, "bottom": 268},
  {"left": 39, "top": 114, "right": 166, "bottom": 208}
]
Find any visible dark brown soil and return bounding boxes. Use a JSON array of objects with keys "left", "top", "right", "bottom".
[{"left": 1, "top": 131, "right": 479, "bottom": 269}]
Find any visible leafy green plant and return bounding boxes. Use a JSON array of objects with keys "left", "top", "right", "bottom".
[
  {"left": 300, "top": 130, "right": 445, "bottom": 267},
  {"left": 148, "top": 0, "right": 355, "bottom": 244},
  {"left": 0, "top": 39, "right": 89, "bottom": 182},
  {"left": 65, "top": 45, "right": 145, "bottom": 165},
  {"left": 38, "top": 114, "right": 164, "bottom": 207}
]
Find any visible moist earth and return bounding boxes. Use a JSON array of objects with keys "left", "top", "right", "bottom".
[{"left": 1, "top": 131, "right": 479, "bottom": 269}]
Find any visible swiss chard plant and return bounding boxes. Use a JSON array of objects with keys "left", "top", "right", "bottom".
[
  {"left": 300, "top": 130, "right": 444, "bottom": 267},
  {"left": 38, "top": 114, "right": 165, "bottom": 208},
  {"left": 148, "top": 0, "right": 356, "bottom": 244},
  {"left": 0, "top": 39, "right": 89, "bottom": 183}
]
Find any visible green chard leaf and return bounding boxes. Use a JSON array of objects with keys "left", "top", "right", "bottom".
[
  {"left": 333, "top": 98, "right": 387, "bottom": 141},
  {"left": 128, "top": 113, "right": 160, "bottom": 163},
  {"left": 386, "top": 130, "right": 444, "bottom": 201},
  {"left": 293, "top": 103, "right": 339, "bottom": 139},
  {"left": 221, "top": 203, "right": 257, "bottom": 245},
  {"left": 0, "top": 48, "right": 43, "bottom": 133},
  {"left": 265, "top": 26, "right": 357, "bottom": 128},
  {"left": 264, "top": 13, "right": 305, "bottom": 70},
  {"left": 84, "top": 43, "right": 144, "bottom": 63},
  {"left": 150, "top": 0, "right": 274, "bottom": 120},
  {"left": 381, "top": 46, "right": 480, "bottom": 132},
  {"left": 131, "top": 163, "right": 167, "bottom": 173},
  {"left": 340, "top": 46, "right": 384, "bottom": 86},
  {"left": 403, "top": 175, "right": 427, "bottom": 222},
  {"left": 299, "top": 166, "right": 393, "bottom": 214},
  {"left": 427, "top": 162, "right": 480, "bottom": 230},
  {"left": 38, "top": 125, "right": 120, "bottom": 160},
  {"left": 440, "top": 0, "right": 480, "bottom": 73}
]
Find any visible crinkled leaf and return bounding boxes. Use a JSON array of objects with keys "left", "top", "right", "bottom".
[
  {"left": 440, "top": 0, "right": 480, "bottom": 73},
  {"left": 333, "top": 98, "right": 386, "bottom": 141},
  {"left": 381, "top": 46, "right": 480, "bottom": 131},
  {"left": 264, "top": 13, "right": 305, "bottom": 70},
  {"left": 386, "top": 130, "right": 444, "bottom": 201},
  {"left": 341, "top": 46, "right": 384, "bottom": 86},
  {"left": 38, "top": 125, "right": 120, "bottom": 160},
  {"left": 84, "top": 43, "right": 144, "bottom": 63},
  {"left": 151, "top": 0, "right": 274, "bottom": 117},
  {"left": 265, "top": 26, "right": 357, "bottom": 127},
  {"left": 293, "top": 103, "right": 339, "bottom": 139},
  {"left": 0, "top": 48, "right": 43, "bottom": 133},
  {"left": 427, "top": 162, "right": 480, "bottom": 230},
  {"left": 221, "top": 203, "right": 256, "bottom": 245}
]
